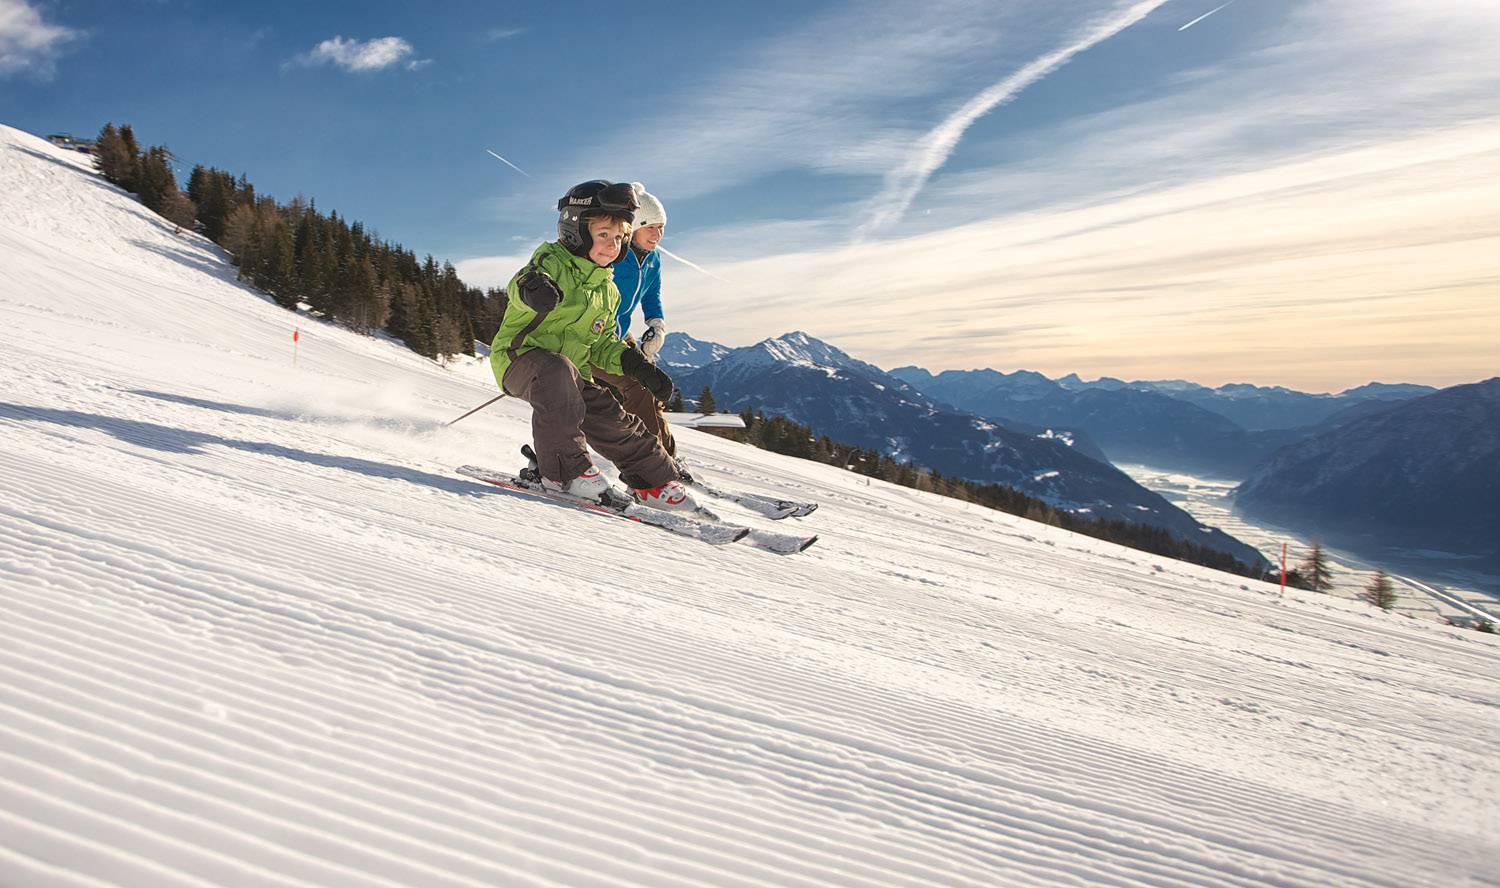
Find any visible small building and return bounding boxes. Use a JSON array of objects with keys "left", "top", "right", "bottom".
[{"left": 46, "top": 134, "right": 97, "bottom": 155}]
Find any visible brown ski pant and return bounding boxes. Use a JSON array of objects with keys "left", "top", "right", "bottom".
[
  {"left": 502, "top": 349, "right": 677, "bottom": 490},
  {"left": 591, "top": 364, "right": 677, "bottom": 457}
]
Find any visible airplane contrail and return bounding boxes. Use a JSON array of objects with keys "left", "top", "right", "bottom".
[
  {"left": 485, "top": 148, "right": 532, "bottom": 178},
  {"left": 659, "top": 246, "right": 734, "bottom": 285},
  {"left": 1179, "top": 0, "right": 1235, "bottom": 31},
  {"left": 856, "top": 0, "right": 1171, "bottom": 239}
]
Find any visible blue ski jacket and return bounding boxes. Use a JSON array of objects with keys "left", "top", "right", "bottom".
[{"left": 611, "top": 244, "right": 662, "bottom": 338}]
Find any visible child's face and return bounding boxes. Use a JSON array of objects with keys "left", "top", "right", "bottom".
[
  {"left": 586, "top": 217, "right": 629, "bottom": 266},
  {"left": 632, "top": 224, "right": 664, "bottom": 253}
]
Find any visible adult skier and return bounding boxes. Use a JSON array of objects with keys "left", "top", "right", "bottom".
[
  {"left": 488, "top": 180, "right": 697, "bottom": 511},
  {"left": 592, "top": 183, "right": 677, "bottom": 456}
]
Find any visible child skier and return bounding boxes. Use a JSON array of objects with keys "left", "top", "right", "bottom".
[
  {"left": 489, "top": 180, "right": 695, "bottom": 511},
  {"left": 592, "top": 183, "right": 676, "bottom": 456}
]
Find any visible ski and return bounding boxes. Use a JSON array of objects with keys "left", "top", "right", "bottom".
[
  {"left": 459, "top": 465, "right": 818, "bottom": 554},
  {"left": 678, "top": 472, "right": 819, "bottom": 552},
  {"left": 686, "top": 477, "right": 818, "bottom": 520},
  {"left": 740, "top": 527, "right": 820, "bottom": 555},
  {"left": 458, "top": 465, "right": 749, "bottom": 546}
]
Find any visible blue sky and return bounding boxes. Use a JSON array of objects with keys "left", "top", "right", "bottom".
[{"left": 4, "top": 0, "right": 1497, "bottom": 391}]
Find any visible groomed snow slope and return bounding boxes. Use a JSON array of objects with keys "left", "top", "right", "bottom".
[{"left": 2, "top": 125, "right": 1497, "bottom": 887}]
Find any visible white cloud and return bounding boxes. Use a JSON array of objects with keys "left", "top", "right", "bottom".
[
  {"left": 454, "top": 252, "right": 532, "bottom": 290},
  {"left": 555, "top": 0, "right": 1087, "bottom": 200},
  {"left": 0, "top": 0, "right": 81, "bottom": 79},
  {"left": 292, "top": 35, "right": 418, "bottom": 73},
  {"left": 483, "top": 27, "right": 525, "bottom": 42},
  {"left": 897, "top": 0, "right": 1500, "bottom": 231},
  {"left": 857, "top": 0, "right": 1171, "bottom": 237}
]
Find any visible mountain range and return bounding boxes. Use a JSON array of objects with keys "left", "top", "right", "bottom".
[
  {"left": 670, "top": 332, "right": 1268, "bottom": 569},
  {"left": 1055, "top": 374, "right": 1434, "bottom": 430},
  {"left": 661, "top": 329, "right": 1493, "bottom": 567},
  {"left": 1235, "top": 377, "right": 1500, "bottom": 567},
  {"left": 889, "top": 367, "right": 1429, "bottom": 478}
]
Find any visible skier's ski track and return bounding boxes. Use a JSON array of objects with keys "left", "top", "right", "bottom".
[{"left": 3, "top": 125, "right": 1498, "bottom": 887}]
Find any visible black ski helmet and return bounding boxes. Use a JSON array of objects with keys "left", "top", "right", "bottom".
[{"left": 557, "top": 180, "right": 638, "bottom": 258}]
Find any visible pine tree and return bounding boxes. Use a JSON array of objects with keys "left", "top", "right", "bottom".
[
  {"left": 1363, "top": 570, "right": 1398, "bottom": 611},
  {"left": 221, "top": 203, "right": 263, "bottom": 280},
  {"left": 95, "top": 123, "right": 131, "bottom": 186},
  {"left": 266, "top": 222, "right": 299, "bottom": 308},
  {"left": 160, "top": 187, "right": 198, "bottom": 229},
  {"left": 1299, "top": 541, "right": 1334, "bottom": 592},
  {"left": 135, "top": 147, "right": 176, "bottom": 214},
  {"left": 666, "top": 389, "right": 684, "bottom": 412},
  {"left": 117, "top": 124, "right": 142, "bottom": 192},
  {"left": 189, "top": 167, "right": 238, "bottom": 243},
  {"left": 697, "top": 385, "right": 717, "bottom": 413}
]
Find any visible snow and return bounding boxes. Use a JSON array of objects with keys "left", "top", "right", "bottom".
[{"left": 3, "top": 124, "right": 1499, "bottom": 887}]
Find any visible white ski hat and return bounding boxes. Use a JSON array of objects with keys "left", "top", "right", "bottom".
[{"left": 630, "top": 182, "right": 667, "bottom": 228}]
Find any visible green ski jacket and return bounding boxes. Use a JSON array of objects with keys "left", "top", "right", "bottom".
[{"left": 489, "top": 241, "right": 629, "bottom": 389}]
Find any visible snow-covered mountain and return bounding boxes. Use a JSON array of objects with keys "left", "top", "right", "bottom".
[
  {"left": 1236, "top": 377, "right": 1500, "bottom": 567},
  {"left": 656, "top": 330, "right": 730, "bottom": 371},
  {"left": 3, "top": 123, "right": 1498, "bottom": 887},
  {"left": 681, "top": 336, "right": 1266, "bottom": 568}
]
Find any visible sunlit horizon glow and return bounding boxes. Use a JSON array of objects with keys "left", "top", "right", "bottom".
[{"left": 660, "top": 119, "right": 1500, "bottom": 393}]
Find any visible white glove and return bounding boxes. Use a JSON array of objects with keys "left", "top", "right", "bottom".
[{"left": 639, "top": 318, "right": 667, "bottom": 362}]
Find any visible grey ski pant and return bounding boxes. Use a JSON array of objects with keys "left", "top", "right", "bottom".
[{"left": 502, "top": 348, "right": 677, "bottom": 490}]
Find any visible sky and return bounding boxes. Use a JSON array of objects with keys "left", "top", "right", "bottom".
[{"left": 2, "top": 0, "right": 1496, "bottom": 392}]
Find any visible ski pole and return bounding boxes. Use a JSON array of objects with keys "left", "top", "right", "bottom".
[{"left": 444, "top": 393, "right": 507, "bottom": 427}]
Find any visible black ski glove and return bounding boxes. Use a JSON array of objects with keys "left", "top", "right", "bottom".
[
  {"left": 516, "top": 270, "right": 563, "bottom": 313},
  {"left": 620, "top": 346, "right": 676, "bottom": 404}
]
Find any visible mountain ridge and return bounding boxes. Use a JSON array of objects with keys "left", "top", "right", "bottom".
[
  {"left": 1235, "top": 377, "right": 1500, "bottom": 565},
  {"left": 675, "top": 331, "right": 1268, "bottom": 568}
]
